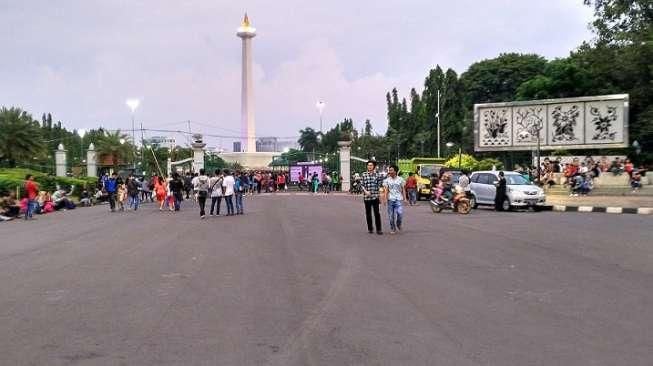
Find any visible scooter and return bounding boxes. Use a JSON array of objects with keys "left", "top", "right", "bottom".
[{"left": 430, "top": 185, "right": 472, "bottom": 214}]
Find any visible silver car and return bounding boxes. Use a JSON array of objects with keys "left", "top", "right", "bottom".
[{"left": 469, "top": 171, "right": 546, "bottom": 211}]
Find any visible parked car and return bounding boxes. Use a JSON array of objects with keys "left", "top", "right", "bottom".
[{"left": 469, "top": 171, "right": 546, "bottom": 211}]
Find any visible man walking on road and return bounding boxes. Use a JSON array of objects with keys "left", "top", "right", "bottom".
[
  {"left": 405, "top": 172, "right": 418, "bottom": 206},
  {"left": 195, "top": 169, "right": 210, "bottom": 218},
  {"left": 23, "top": 174, "right": 39, "bottom": 220},
  {"left": 382, "top": 164, "right": 406, "bottom": 234},
  {"left": 105, "top": 172, "right": 118, "bottom": 212},
  {"left": 361, "top": 160, "right": 383, "bottom": 235}
]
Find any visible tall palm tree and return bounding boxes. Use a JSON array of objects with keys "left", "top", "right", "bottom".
[
  {"left": 298, "top": 127, "right": 320, "bottom": 153},
  {"left": 95, "top": 130, "right": 132, "bottom": 172},
  {"left": 0, "top": 107, "right": 44, "bottom": 167}
]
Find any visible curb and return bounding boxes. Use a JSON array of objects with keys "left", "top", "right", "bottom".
[{"left": 551, "top": 205, "right": 652, "bottom": 215}]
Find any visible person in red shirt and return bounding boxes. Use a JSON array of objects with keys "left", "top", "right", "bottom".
[
  {"left": 277, "top": 172, "right": 286, "bottom": 191},
  {"left": 405, "top": 172, "right": 418, "bottom": 206},
  {"left": 24, "top": 174, "right": 39, "bottom": 220}
]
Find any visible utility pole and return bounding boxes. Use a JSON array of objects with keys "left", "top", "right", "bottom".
[{"left": 436, "top": 89, "right": 441, "bottom": 158}]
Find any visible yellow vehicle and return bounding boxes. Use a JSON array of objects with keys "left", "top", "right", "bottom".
[{"left": 398, "top": 158, "right": 446, "bottom": 200}]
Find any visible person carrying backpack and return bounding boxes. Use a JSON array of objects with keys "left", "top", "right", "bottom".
[{"left": 194, "top": 169, "right": 210, "bottom": 219}]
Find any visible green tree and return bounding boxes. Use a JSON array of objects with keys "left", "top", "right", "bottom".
[
  {"left": 298, "top": 127, "right": 320, "bottom": 153},
  {"left": 95, "top": 130, "right": 132, "bottom": 171},
  {"left": 584, "top": 0, "right": 653, "bottom": 44},
  {"left": 461, "top": 53, "right": 547, "bottom": 105},
  {"left": 0, "top": 107, "right": 44, "bottom": 167}
]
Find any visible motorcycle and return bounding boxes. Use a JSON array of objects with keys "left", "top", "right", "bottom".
[{"left": 430, "top": 185, "right": 472, "bottom": 214}]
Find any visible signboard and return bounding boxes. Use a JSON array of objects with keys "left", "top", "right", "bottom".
[
  {"left": 474, "top": 94, "right": 629, "bottom": 152},
  {"left": 289, "top": 164, "right": 323, "bottom": 183}
]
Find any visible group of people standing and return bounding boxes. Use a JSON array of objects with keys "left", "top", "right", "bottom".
[{"left": 100, "top": 169, "right": 247, "bottom": 218}]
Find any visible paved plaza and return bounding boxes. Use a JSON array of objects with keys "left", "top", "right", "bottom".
[{"left": 1, "top": 195, "right": 652, "bottom": 365}]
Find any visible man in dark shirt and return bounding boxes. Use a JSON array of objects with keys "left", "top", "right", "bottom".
[
  {"left": 494, "top": 171, "right": 507, "bottom": 211},
  {"left": 361, "top": 160, "right": 383, "bottom": 235},
  {"left": 170, "top": 172, "right": 184, "bottom": 211}
]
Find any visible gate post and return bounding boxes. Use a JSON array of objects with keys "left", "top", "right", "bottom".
[
  {"left": 338, "top": 141, "right": 352, "bottom": 192},
  {"left": 55, "top": 143, "right": 67, "bottom": 177}
]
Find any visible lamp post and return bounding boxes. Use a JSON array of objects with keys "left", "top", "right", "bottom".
[
  {"left": 446, "top": 142, "right": 462, "bottom": 169},
  {"left": 77, "top": 129, "right": 86, "bottom": 175},
  {"left": 533, "top": 120, "right": 543, "bottom": 185},
  {"left": 436, "top": 89, "right": 441, "bottom": 158},
  {"left": 126, "top": 99, "right": 140, "bottom": 170},
  {"left": 316, "top": 101, "right": 326, "bottom": 133}
]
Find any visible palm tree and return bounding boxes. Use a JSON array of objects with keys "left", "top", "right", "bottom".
[
  {"left": 298, "top": 127, "right": 320, "bottom": 152},
  {"left": 0, "top": 107, "right": 44, "bottom": 167},
  {"left": 95, "top": 130, "right": 132, "bottom": 172}
]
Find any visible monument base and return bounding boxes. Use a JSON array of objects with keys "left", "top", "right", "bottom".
[{"left": 219, "top": 152, "right": 276, "bottom": 170}]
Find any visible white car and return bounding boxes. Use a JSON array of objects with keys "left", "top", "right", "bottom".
[{"left": 469, "top": 171, "right": 546, "bottom": 211}]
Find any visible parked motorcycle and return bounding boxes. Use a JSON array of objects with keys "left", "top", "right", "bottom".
[{"left": 430, "top": 185, "right": 471, "bottom": 214}]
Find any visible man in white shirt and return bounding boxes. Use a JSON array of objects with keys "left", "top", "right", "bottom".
[
  {"left": 209, "top": 170, "right": 224, "bottom": 216},
  {"left": 222, "top": 170, "right": 236, "bottom": 216},
  {"left": 382, "top": 164, "right": 406, "bottom": 234}
]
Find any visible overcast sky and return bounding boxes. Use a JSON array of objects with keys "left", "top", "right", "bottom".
[{"left": 1, "top": 0, "right": 594, "bottom": 149}]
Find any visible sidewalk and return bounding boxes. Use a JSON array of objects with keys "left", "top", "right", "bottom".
[
  {"left": 546, "top": 195, "right": 653, "bottom": 208},
  {"left": 545, "top": 195, "right": 653, "bottom": 215}
]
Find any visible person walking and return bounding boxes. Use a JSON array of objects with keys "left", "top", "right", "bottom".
[
  {"left": 105, "top": 172, "right": 119, "bottom": 212},
  {"left": 117, "top": 182, "right": 127, "bottom": 212},
  {"left": 276, "top": 173, "right": 286, "bottom": 192},
  {"left": 209, "top": 169, "right": 224, "bottom": 216},
  {"left": 361, "top": 160, "right": 383, "bottom": 235},
  {"left": 140, "top": 176, "right": 151, "bottom": 203},
  {"left": 405, "top": 172, "right": 418, "bottom": 206},
  {"left": 126, "top": 174, "right": 141, "bottom": 211},
  {"left": 222, "top": 169, "right": 236, "bottom": 216},
  {"left": 23, "top": 174, "right": 39, "bottom": 220},
  {"left": 382, "top": 164, "right": 406, "bottom": 234},
  {"left": 194, "top": 169, "right": 210, "bottom": 218},
  {"left": 494, "top": 171, "right": 507, "bottom": 211},
  {"left": 169, "top": 173, "right": 184, "bottom": 212},
  {"left": 183, "top": 172, "right": 193, "bottom": 199},
  {"left": 235, "top": 171, "right": 245, "bottom": 215},
  {"left": 154, "top": 176, "right": 167, "bottom": 211}
]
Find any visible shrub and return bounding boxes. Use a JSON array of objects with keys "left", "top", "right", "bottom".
[
  {"left": 444, "top": 154, "right": 479, "bottom": 171},
  {"left": 0, "top": 168, "right": 98, "bottom": 197},
  {"left": 476, "top": 158, "right": 504, "bottom": 171}
]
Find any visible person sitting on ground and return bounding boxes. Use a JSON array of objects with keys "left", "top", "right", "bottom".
[
  {"left": 39, "top": 192, "right": 55, "bottom": 213},
  {"left": 580, "top": 174, "right": 593, "bottom": 195},
  {"left": 52, "top": 189, "right": 76, "bottom": 210},
  {"left": 0, "top": 192, "right": 21, "bottom": 218},
  {"left": 79, "top": 190, "right": 92, "bottom": 207}
]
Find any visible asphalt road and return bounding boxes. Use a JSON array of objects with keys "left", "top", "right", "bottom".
[{"left": 1, "top": 195, "right": 652, "bottom": 365}]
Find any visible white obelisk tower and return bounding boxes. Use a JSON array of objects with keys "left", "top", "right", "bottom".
[{"left": 237, "top": 13, "right": 257, "bottom": 153}]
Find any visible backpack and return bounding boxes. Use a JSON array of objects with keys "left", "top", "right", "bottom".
[{"left": 197, "top": 176, "right": 210, "bottom": 198}]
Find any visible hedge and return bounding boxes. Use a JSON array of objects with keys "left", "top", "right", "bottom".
[{"left": 0, "top": 168, "right": 98, "bottom": 197}]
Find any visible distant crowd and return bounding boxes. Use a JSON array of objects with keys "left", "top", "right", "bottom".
[{"left": 516, "top": 156, "right": 647, "bottom": 196}]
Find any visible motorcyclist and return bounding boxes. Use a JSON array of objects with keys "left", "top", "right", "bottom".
[{"left": 439, "top": 173, "right": 454, "bottom": 202}]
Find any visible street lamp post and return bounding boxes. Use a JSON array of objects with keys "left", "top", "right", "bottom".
[
  {"left": 126, "top": 99, "right": 140, "bottom": 171},
  {"left": 316, "top": 101, "right": 326, "bottom": 133},
  {"left": 446, "top": 142, "right": 462, "bottom": 169},
  {"left": 533, "top": 120, "right": 543, "bottom": 185},
  {"left": 77, "top": 129, "right": 86, "bottom": 176},
  {"left": 436, "top": 89, "right": 441, "bottom": 158}
]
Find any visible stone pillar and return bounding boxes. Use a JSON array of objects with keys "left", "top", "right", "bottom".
[
  {"left": 338, "top": 141, "right": 352, "bottom": 192},
  {"left": 192, "top": 135, "right": 207, "bottom": 173},
  {"left": 86, "top": 143, "right": 97, "bottom": 177},
  {"left": 55, "top": 143, "right": 67, "bottom": 177}
]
